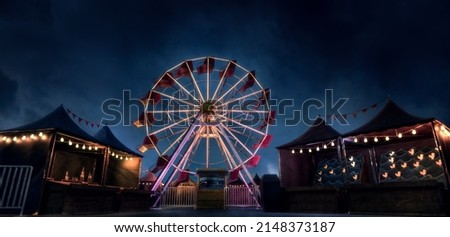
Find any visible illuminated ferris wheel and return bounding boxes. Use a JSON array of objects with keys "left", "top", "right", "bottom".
[{"left": 134, "top": 56, "right": 274, "bottom": 200}]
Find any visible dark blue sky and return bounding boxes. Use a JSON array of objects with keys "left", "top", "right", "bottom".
[{"left": 1, "top": 0, "right": 450, "bottom": 176}]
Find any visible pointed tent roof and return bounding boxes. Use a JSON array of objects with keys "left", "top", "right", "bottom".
[
  {"left": 2, "top": 104, "right": 101, "bottom": 143},
  {"left": 276, "top": 117, "right": 341, "bottom": 150},
  {"left": 343, "top": 99, "right": 433, "bottom": 137},
  {"left": 94, "top": 126, "right": 142, "bottom": 157}
]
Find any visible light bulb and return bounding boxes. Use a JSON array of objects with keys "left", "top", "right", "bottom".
[
  {"left": 2, "top": 136, "right": 6, "bottom": 141},
  {"left": 82, "top": 145, "right": 86, "bottom": 150},
  {"left": 75, "top": 144, "right": 79, "bottom": 148},
  {"left": 130, "top": 158, "right": 133, "bottom": 161},
  {"left": 88, "top": 146, "right": 92, "bottom": 150},
  {"left": 13, "top": 137, "right": 17, "bottom": 142},
  {"left": 331, "top": 141, "right": 335, "bottom": 146},
  {"left": 291, "top": 150, "right": 295, "bottom": 154},
  {"left": 323, "top": 144, "right": 327, "bottom": 149},
  {"left": 316, "top": 146, "right": 320, "bottom": 151},
  {"left": 22, "top": 136, "right": 26, "bottom": 141},
  {"left": 39, "top": 132, "right": 43, "bottom": 137},
  {"left": 385, "top": 136, "right": 390, "bottom": 141},
  {"left": 374, "top": 137, "right": 379, "bottom": 142},
  {"left": 112, "top": 152, "right": 115, "bottom": 156},
  {"left": 363, "top": 138, "right": 368, "bottom": 143},
  {"left": 300, "top": 149, "right": 303, "bottom": 153},
  {"left": 412, "top": 129, "right": 417, "bottom": 135},
  {"left": 94, "top": 146, "right": 98, "bottom": 150},
  {"left": 354, "top": 137, "right": 358, "bottom": 143},
  {"left": 30, "top": 134, "right": 36, "bottom": 140},
  {"left": 398, "top": 133, "right": 403, "bottom": 138},
  {"left": 69, "top": 140, "right": 73, "bottom": 146},
  {"left": 60, "top": 137, "right": 65, "bottom": 142},
  {"left": 308, "top": 148, "right": 312, "bottom": 153}
]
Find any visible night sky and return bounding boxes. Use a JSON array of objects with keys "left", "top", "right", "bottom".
[{"left": 1, "top": 0, "right": 450, "bottom": 177}]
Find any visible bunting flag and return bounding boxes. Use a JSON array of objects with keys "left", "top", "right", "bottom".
[
  {"left": 151, "top": 155, "right": 170, "bottom": 173},
  {"left": 245, "top": 155, "right": 261, "bottom": 168},
  {"left": 155, "top": 72, "right": 175, "bottom": 88},
  {"left": 239, "top": 70, "right": 256, "bottom": 93},
  {"left": 133, "top": 112, "right": 155, "bottom": 128},
  {"left": 138, "top": 134, "right": 158, "bottom": 153},
  {"left": 258, "top": 110, "right": 276, "bottom": 130},
  {"left": 252, "top": 134, "right": 272, "bottom": 149},
  {"left": 197, "top": 57, "right": 215, "bottom": 75},
  {"left": 66, "top": 108, "right": 102, "bottom": 128},
  {"left": 140, "top": 91, "right": 161, "bottom": 105},
  {"left": 320, "top": 100, "right": 382, "bottom": 122},
  {"left": 175, "top": 60, "right": 193, "bottom": 78},
  {"left": 219, "top": 60, "right": 237, "bottom": 78}
]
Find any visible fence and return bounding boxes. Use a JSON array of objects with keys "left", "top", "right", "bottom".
[
  {"left": 161, "top": 185, "right": 259, "bottom": 208},
  {"left": 161, "top": 186, "right": 196, "bottom": 207},
  {"left": 225, "top": 186, "right": 258, "bottom": 207},
  {"left": 0, "top": 166, "right": 33, "bottom": 216}
]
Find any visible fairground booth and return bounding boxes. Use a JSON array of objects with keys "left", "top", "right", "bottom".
[
  {"left": 0, "top": 105, "right": 145, "bottom": 215},
  {"left": 277, "top": 99, "right": 450, "bottom": 215}
]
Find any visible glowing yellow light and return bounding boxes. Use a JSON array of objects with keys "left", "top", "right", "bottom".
[
  {"left": 412, "top": 129, "right": 417, "bottom": 135},
  {"left": 125, "top": 157, "right": 129, "bottom": 160},
  {"left": 94, "top": 146, "right": 98, "bottom": 150},
  {"left": 116, "top": 154, "right": 119, "bottom": 158},
  {"left": 323, "top": 144, "right": 327, "bottom": 149},
  {"left": 374, "top": 137, "right": 379, "bottom": 142},
  {"left": 21, "top": 136, "right": 26, "bottom": 141},
  {"left": 398, "top": 133, "right": 403, "bottom": 138},
  {"left": 363, "top": 138, "right": 368, "bottom": 143},
  {"left": 385, "top": 136, "right": 390, "bottom": 141},
  {"left": 291, "top": 150, "right": 295, "bottom": 154},
  {"left": 353, "top": 137, "right": 358, "bottom": 143},
  {"left": 120, "top": 156, "right": 123, "bottom": 160},
  {"left": 39, "top": 132, "right": 43, "bottom": 137},
  {"left": 60, "top": 137, "right": 65, "bottom": 142},
  {"left": 300, "top": 149, "right": 303, "bottom": 153},
  {"left": 331, "top": 141, "right": 335, "bottom": 146},
  {"left": 6, "top": 138, "right": 12, "bottom": 143},
  {"left": 2, "top": 136, "right": 6, "bottom": 141},
  {"left": 75, "top": 144, "right": 79, "bottom": 148},
  {"left": 30, "top": 134, "right": 36, "bottom": 140},
  {"left": 316, "top": 146, "right": 320, "bottom": 151},
  {"left": 68, "top": 140, "right": 73, "bottom": 146},
  {"left": 13, "top": 137, "right": 18, "bottom": 142},
  {"left": 82, "top": 145, "right": 86, "bottom": 150},
  {"left": 112, "top": 152, "right": 115, "bottom": 156},
  {"left": 41, "top": 135, "right": 47, "bottom": 140},
  {"left": 88, "top": 146, "right": 92, "bottom": 150},
  {"left": 130, "top": 158, "right": 133, "bottom": 161},
  {"left": 308, "top": 148, "right": 312, "bottom": 153}
]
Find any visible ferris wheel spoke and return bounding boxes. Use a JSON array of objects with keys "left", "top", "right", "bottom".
[
  {"left": 153, "top": 90, "right": 198, "bottom": 107},
  {"left": 215, "top": 72, "right": 249, "bottom": 103},
  {"left": 211, "top": 63, "right": 231, "bottom": 100},
  {"left": 211, "top": 127, "right": 238, "bottom": 169},
  {"left": 218, "top": 124, "right": 253, "bottom": 156},
  {"left": 150, "top": 115, "right": 196, "bottom": 136},
  {"left": 216, "top": 114, "right": 265, "bottom": 136},
  {"left": 186, "top": 66, "right": 205, "bottom": 102},
  {"left": 167, "top": 73, "right": 199, "bottom": 103},
  {"left": 219, "top": 89, "right": 264, "bottom": 107}
]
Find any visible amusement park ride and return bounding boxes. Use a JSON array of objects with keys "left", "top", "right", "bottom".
[{"left": 134, "top": 57, "right": 274, "bottom": 208}]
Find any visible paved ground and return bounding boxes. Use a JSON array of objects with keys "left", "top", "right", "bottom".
[{"left": 101, "top": 207, "right": 354, "bottom": 217}]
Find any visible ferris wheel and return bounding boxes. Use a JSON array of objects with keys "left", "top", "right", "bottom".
[{"left": 134, "top": 56, "right": 274, "bottom": 203}]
